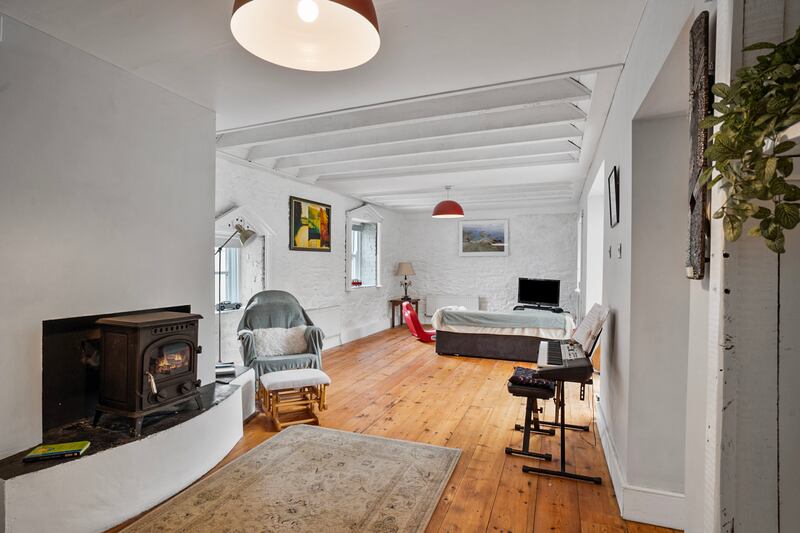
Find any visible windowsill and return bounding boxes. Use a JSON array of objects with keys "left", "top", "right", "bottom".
[
  {"left": 214, "top": 308, "right": 244, "bottom": 315},
  {"left": 348, "top": 285, "right": 381, "bottom": 291}
]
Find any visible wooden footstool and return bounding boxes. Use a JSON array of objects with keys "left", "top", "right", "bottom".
[{"left": 258, "top": 369, "right": 330, "bottom": 430}]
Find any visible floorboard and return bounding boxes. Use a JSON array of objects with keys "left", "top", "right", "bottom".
[{"left": 112, "top": 327, "right": 680, "bottom": 533}]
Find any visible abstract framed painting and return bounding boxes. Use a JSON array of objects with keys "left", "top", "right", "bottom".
[
  {"left": 289, "top": 196, "right": 331, "bottom": 252},
  {"left": 459, "top": 219, "right": 509, "bottom": 257}
]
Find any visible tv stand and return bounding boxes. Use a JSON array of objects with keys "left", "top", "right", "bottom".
[{"left": 513, "top": 304, "right": 564, "bottom": 313}]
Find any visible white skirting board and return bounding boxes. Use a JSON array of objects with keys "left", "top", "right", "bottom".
[
  {"left": 1, "top": 387, "right": 243, "bottom": 533},
  {"left": 596, "top": 402, "right": 686, "bottom": 530},
  {"left": 340, "top": 319, "right": 387, "bottom": 345}
]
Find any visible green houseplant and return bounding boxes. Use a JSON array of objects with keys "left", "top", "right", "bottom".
[{"left": 701, "top": 25, "right": 800, "bottom": 253}]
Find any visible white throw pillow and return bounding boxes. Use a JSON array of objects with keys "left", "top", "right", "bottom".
[{"left": 252, "top": 326, "right": 308, "bottom": 356}]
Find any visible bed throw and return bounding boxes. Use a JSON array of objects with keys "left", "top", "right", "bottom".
[{"left": 431, "top": 307, "right": 573, "bottom": 339}]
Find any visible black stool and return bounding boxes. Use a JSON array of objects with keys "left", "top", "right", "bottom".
[{"left": 505, "top": 373, "right": 555, "bottom": 461}]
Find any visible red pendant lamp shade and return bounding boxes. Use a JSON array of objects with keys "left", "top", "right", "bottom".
[
  {"left": 231, "top": 0, "right": 380, "bottom": 72},
  {"left": 432, "top": 200, "right": 465, "bottom": 218},
  {"left": 432, "top": 186, "right": 465, "bottom": 218}
]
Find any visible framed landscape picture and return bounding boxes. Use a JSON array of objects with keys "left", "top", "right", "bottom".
[
  {"left": 289, "top": 196, "right": 331, "bottom": 252},
  {"left": 459, "top": 219, "right": 509, "bottom": 257}
]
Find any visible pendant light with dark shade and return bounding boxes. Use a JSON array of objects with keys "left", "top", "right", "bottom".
[
  {"left": 230, "top": 0, "right": 380, "bottom": 72},
  {"left": 432, "top": 186, "right": 465, "bottom": 219}
]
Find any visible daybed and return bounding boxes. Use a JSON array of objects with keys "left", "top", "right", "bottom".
[{"left": 431, "top": 307, "right": 574, "bottom": 362}]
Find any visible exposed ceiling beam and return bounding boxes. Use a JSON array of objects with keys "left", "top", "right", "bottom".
[
  {"left": 246, "top": 104, "right": 586, "bottom": 161},
  {"left": 373, "top": 191, "right": 575, "bottom": 206},
  {"left": 360, "top": 182, "right": 574, "bottom": 203},
  {"left": 216, "top": 77, "right": 590, "bottom": 149},
  {"left": 393, "top": 200, "right": 578, "bottom": 212},
  {"left": 272, "top": 123, "right": 582, "bottom": 170},
  {"left": 293, "top": 139, "right": 579, "bottom": 180},
  {"left": 316, "top": 151, "right": 579, "bottom": 183}
]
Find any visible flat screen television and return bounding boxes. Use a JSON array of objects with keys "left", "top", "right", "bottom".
[{"left": 518, "top": 278, "right": 560, "bottom": 307}]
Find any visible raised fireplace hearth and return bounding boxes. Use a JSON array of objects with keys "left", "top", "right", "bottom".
[{"left": 94, "top": 311, "right": 203, "bottom": 436}]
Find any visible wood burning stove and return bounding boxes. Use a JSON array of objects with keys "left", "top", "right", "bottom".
[{"left": 94, "top": 311, "right": 203, "bottom": 436}]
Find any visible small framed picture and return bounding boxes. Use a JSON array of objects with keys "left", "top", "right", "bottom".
[
  {"left": 289, "top": 196, "right": 332, "bottom": 251},
  {"left": 608, "top": 166, "right": 620, "bottom": 228},
  {"left": 459, "top": 219, "right": 509, "bottom": 257}
]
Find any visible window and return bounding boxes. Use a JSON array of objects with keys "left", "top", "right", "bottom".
[
  {"left": 214, "top": 247, "right": 240, "bottom": 310},
  {"left": 350, "top": 222, "right": 378, "bottom": 288}
]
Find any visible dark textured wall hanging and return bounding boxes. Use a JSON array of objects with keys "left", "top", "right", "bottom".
[{"left": 686, "top": 11, "right": 712, "bottom": 280}]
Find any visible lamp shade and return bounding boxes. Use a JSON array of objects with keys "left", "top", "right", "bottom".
[
  {"left": 395, "top": 262, "right": 416, "bottom": 276},
  {"left": 231, "top": 0, "right": 380, "bottom": 72},
  {"left": 234, "top": 224, "right": 258, "bottom": 246},
  {"left": 432, "top": 200, "right": 465, "bottom": 218}
]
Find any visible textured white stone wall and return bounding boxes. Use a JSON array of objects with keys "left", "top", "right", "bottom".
[
  {"left": 216, "top": 156, "right": 405, "bottom": 361},
  {"left": 401, "top": 211, "right": 579, "bottom": 316}
]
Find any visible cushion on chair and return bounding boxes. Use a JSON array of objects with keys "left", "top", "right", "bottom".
[
  {"left": 250, "top": 354, "right": 320, "bottom": 376},
  {"left": 252, "top": 326, "right": 308, "bottom": 356},
  {"left": 507, "top": 367, "right": 556, "bottom": 399},
  {"left": 260, "top": 368, "right": 331, "bottom": 391}
]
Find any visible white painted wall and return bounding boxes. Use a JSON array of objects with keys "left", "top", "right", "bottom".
[
  {"left": 576, "top": 1, "right": 709, "bottom": 528},
  {"left": 584, "top": 193, "right": 605, "bottom": 316},
  {"left": 628, "top": 114, "right": 690, "bottom": 493},
  {"left": 215, "top": 155, "right": 405, "bottom": 358},
  {"left": 401, "top": 209, "right": 578, "bottom": 316},
  {"left": 0, "top": 16, "right": 216, "bottom": 458}
]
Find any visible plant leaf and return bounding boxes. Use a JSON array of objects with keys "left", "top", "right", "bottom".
[
  {"left": 699, "top": 167, "right": 714, "bottom": 186},
  {"left": 752, "top": 206, "right": 772, "bottom": 219},
  {"left": 711, "top": 83, "right": 732, "bottom": 98},
  {"left": 723, "top": 215, "right": 743, "bottom": 241},
  {"left": 761, "top": 218, "right": 781, "bottom": 240},
  {"left": 743, "top": 41, "right": 777, "bottom": 51},
  {"left": 765, "top": 157, "right": 778, "bottom": 179},
  {"left": 784, "top": 184, "right": 800, "bottom": 202},
  {"left": 699, "top": 115, "right": 724, "bottom": 129},
  {"left": 765, "top": 234, "right": 786, "bottom": 254},
  {"left": 773, "top": 140, "right": 796, "bottom": 154},
  {"left": 775, "top": 202, "right": 800, "bottom": 229},
  {"left": 770, "top": 176, "right": 788, "bottom": 196}
]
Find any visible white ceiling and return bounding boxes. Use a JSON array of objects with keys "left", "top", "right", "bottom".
[{"left": 0, "top": 0, "right": 647, "bottom": 211}]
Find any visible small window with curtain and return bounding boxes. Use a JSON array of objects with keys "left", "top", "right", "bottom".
[{"left": 214, "top": 247, "right": 240, "bottom": 311}]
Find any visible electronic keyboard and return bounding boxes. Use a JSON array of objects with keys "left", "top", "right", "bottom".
[{"left": 534, "top": 340, "right": 593, "bottom": 383}]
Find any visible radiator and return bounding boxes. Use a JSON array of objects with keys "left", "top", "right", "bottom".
[
  {"left": 306, "top": 305, "right": 342, "bottom": 349},
  {"left": 424, "top": 295, "right": 480, "bottom": 318}
]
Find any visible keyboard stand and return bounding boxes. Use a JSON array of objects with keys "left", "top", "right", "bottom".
[
  {"left": 521, "top": 381, "right": 602, "bottom": 484},
  {"left": 538, "top": 384, "right": 591, "bottom": 432}
]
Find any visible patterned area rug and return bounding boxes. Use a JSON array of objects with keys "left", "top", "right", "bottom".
[{"left": 123, "top": 425, "right": 461, "bottom": 532}]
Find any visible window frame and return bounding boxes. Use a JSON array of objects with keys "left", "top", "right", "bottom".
[
  {"left": 345, "top": 205, "right": 383, "bottom": 291},
  {"left": 214, "top": 246, "right": 241, "bottom": 310}
]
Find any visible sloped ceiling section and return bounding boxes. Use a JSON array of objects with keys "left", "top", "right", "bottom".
[{"left": 217, "top": 69, "right": 619, "bottom": 212}]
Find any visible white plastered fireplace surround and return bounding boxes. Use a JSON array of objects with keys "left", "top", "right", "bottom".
[{"left": 0, "top": 13, "right": 243, "bottom": 533}]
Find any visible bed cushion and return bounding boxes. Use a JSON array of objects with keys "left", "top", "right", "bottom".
[{"left": 252, "top": 326, "right": 308, "bottom": 356}]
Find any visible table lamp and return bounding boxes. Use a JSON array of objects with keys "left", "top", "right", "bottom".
[{"left": 396, "top": 262, "right": 415, "bottom": 301}]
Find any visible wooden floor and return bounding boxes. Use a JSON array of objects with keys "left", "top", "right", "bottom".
[{"left": 120, "top": 328, "right": 680, "bottom": 533}]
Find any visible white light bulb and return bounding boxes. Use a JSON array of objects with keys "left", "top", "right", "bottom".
[{"left": 297, "top": 0, "right": 320, "bottom": 23}]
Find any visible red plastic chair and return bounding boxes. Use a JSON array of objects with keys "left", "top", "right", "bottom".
[{"left": 402, "top": 301, "right": 436, "bottom": 342}]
